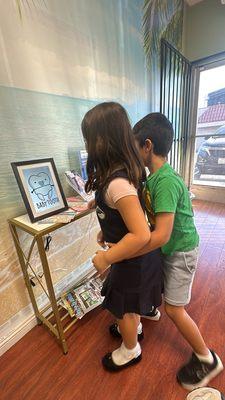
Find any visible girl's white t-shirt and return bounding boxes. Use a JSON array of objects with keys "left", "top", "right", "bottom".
[{"left": 105, "top": 178, "right": 137, "bottom": 209}]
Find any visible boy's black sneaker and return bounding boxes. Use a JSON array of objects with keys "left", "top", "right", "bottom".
[
  {"left": 177, "top": 350, "right": 224, "bottom": 391},
  {"left": 109, "top": 323, "right": 144, "bottom": 341}
]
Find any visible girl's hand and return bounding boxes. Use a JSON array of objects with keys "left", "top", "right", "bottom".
[
  {"left": 97, "top": 231, "right": 105, "bottom": 248},
  {"left": 92, "top": 250, "right": 110, "bottom": 274}
]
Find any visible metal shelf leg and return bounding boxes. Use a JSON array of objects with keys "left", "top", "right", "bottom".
[
  {"left": 9, "top": 224, "right": 42, "bottom": 326},
  {"left": 36, "top": 236, "right": 68, "bottom": 354}
]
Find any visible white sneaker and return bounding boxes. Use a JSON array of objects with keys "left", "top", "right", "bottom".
[{"left": 141, "top": 307, "right": 161, "bottom": 321}]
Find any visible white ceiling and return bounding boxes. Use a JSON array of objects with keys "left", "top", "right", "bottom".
[{"left": 185, "top": 0, "right": 204, "bottom": 5}]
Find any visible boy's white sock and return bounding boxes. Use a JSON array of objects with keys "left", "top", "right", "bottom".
[
  {"left": 117, "top": 322, "right": 142, "bottom": 335},
  {"left": 195, "top": 349, "right": 214, "bottom": 364},
  {"left": 112, "top": 342, "right": 141, "bottom": 366}
]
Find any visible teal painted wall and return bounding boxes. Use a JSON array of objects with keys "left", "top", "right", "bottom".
[
  {"left": 0, "top": 0, "right": 184, "bottom": 329},
  {"left": 0, "top": 0, "right": 152, "bottom": 326}
]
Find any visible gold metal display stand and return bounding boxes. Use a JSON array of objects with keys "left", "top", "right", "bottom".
[{"left": 9, "top": 210, "right": 93, "bottom": 354}]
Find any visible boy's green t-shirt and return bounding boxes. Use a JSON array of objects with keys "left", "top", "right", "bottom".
[{"left": 144, "top": 163, "right": 199, "bottom": 256}]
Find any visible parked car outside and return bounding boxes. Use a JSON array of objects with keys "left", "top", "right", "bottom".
[{"left": 194, "top": 125, "right": 225, "bottom": 179}]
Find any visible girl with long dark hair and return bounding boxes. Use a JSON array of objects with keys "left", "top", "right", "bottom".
[{"left": 81, "top": 102, "right": 163, "bottom": 371}]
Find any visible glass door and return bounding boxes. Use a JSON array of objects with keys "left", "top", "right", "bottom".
[{"left": 192, "top": 64, "right": 225, "bottom": 188}]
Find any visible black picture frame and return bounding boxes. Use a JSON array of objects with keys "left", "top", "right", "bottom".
[{"left": 11, "top": 158, "right": 68, "bottom": 223}]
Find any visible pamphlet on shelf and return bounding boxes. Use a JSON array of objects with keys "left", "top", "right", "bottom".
[
  {"left": 78, "top": 149, "right": 88, "bottom": 180},
  {"left": 61, "top": 276, "right": 104, "bottom": 319},
  {"left": 37, "top": 196, "right": 92, "bottom": 225},
  {"left": 65, "top": 170, "right": 94, "bottom": 202},
  {"left": 37, "top": 209, "right": 76, "bottom": 224},
  {"left": 66, "top": 196, "right": 89, "bottom": 212}
]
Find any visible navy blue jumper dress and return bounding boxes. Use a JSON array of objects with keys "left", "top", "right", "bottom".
[{"left": 95, "top": 170, "right": 163, "bottom": 319}]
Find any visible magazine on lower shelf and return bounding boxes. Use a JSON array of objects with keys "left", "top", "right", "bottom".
[{"left": 61, "top": 276, "right": 104, "bottom": 319}]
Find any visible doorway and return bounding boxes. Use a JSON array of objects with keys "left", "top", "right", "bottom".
[
  {"left": 160, "top": 41, "right": 225, "bottom": 202},
  {"left": 189, "top": 55, "right": 225, "bottom": 203}
]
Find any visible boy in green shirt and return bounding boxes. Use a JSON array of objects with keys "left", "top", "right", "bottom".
[{"left": 132, "top": 113, "right": 223, "bottom": 390}]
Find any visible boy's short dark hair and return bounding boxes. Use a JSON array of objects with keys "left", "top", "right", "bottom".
[{"left": 133, "top": 113, "right": 174, "bottom": 157}]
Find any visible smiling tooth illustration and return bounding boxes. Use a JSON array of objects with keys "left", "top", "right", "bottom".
[{"left": 28, "top": 172, "right": 54, "bottom": 201}]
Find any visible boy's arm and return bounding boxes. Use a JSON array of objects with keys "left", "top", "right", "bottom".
[
  {"left": 106, "top": 177, "right": 178, "bottom": 257},
  {"left": 92, "top": 196, "right": 151, "bottom": 272},
  {"left": 107, "top": 212, "right": 174, "bottom": 256},
  {"left": 138, "top": 176, "right": 178, "bottom": 254},
  {"left": 134, "top": 212, "right": 174, "bottom": 255}
]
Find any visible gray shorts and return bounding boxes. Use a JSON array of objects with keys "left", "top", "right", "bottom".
[{"left": 163, "top": 247, "right": 199, "bottom": 306}]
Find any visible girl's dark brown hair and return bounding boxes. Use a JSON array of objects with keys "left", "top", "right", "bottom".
[{"left": 81, "top": 102, "right": 145, "bottom": 192}]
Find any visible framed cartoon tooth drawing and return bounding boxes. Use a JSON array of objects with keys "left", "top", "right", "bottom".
[{"left": 11, "top": 158, "right": 68, "bottom": 222}]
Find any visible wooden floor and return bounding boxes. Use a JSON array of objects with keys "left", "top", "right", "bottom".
[{"left": 1, "top": 200, "right": 225, "bottom": 400}]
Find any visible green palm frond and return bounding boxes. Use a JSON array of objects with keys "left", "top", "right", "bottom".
[
  {"left": 162, "top": 5, "right": 183, "bottom": 50},
  {"left": 15, "top": 0, "right": 22, "bottom": 19},
  {"left": 142, "top": 0, "right": 183, "bottom": 66}
]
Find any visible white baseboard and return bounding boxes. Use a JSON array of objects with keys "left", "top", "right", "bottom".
[{"left": 0, "top": 312, "right": 37, "bottom": 357}]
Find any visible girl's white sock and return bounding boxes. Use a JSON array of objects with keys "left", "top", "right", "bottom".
[
  {"left": 195, "top": 349, "right": 214, "bottom": 364},
  {"left": 112, "top": 342, "right": 141, "bottom": 366}
]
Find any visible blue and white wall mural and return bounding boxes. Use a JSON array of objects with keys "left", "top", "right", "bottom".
[{"left": 0, "top": 0, "right": 183, "bottom": 331}]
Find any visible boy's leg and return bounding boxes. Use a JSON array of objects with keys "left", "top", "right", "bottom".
[
  {"left": 102, "top": 313, "right": 142, "bottom": 371},
  {"left": 163, "top": 249, "right": 223, "bottom": 389},
  {"left": 164, "top": 303, "right": 209, "bottom": 355},
  {"left": 165, "top": 303, "right": 223, "bottom": 390},
  {"left": 163, "top": 248, "right": 209, "bottom": 354}
]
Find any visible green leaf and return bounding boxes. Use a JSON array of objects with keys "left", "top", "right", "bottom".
[
  {"left": 142, "top": 0, "right": 183, "bottom": 67},
  {"left": 15, "top": 0, "right": 47, "bottom": 20}
]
